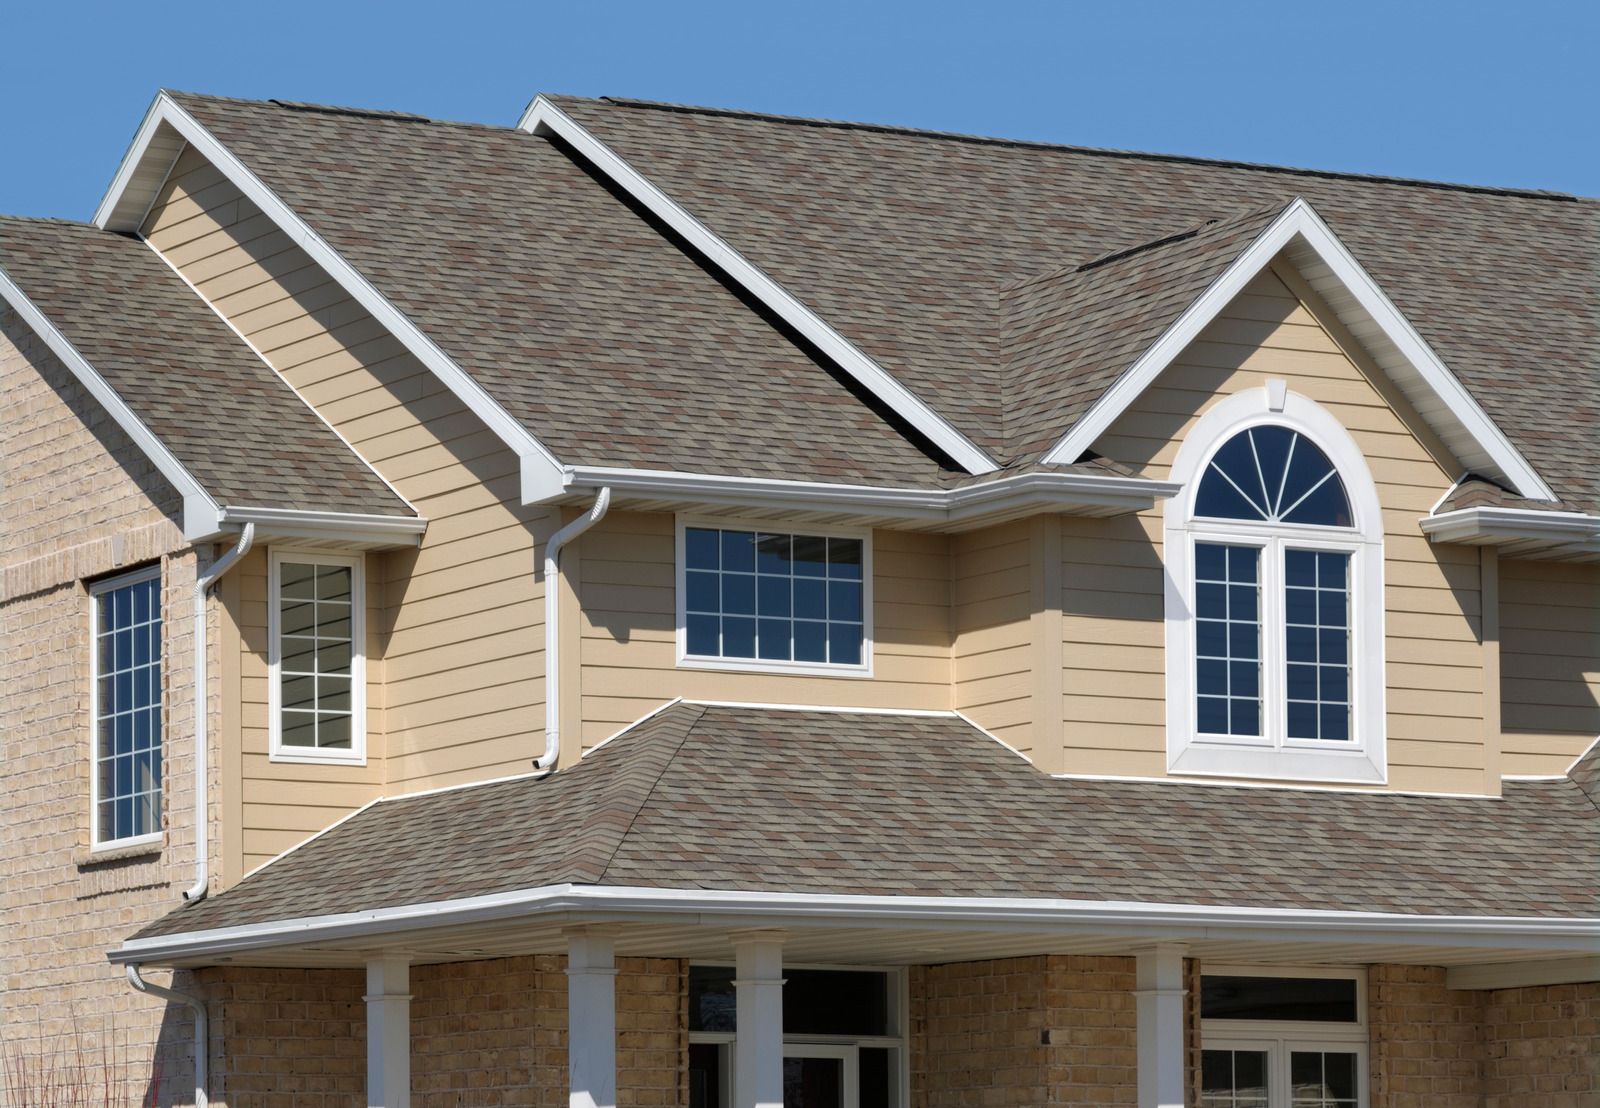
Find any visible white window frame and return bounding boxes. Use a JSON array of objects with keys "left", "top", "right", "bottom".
[
  {"left": 88, "top": 563, "right": 165, "bottom": 852},
  {"left": 268, "top": 549, "right": 367, "bottom": 765},
  {"left": 1165, "top": 385, "right": 1386, "bottom": 784},
  {"left": 675, "top": 516, "right": 875, "bottom": 679},
  {"left": 686, "top": 963, "right": 909, "bottom": 1108},
  {"left": 1200, "top": 964, "right": 1368, "bottom": 1108}
]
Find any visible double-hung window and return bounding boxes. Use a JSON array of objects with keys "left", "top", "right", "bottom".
[
  {"left": 678, "top": 521, "right": 871, "bottom": 675},
  {"left": 90, "top": 566, "right": 163, "bottom": 849},
  {"left": 1166, "top": 388, "right": 1385, "bottom": 783},
  {"left": 269, "top": 551, "right": 365, "bottom": 763}
]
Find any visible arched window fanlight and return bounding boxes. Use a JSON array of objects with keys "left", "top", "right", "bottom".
[{"left": 1195, "top": 426, "right": 1352, "bottom": 527}]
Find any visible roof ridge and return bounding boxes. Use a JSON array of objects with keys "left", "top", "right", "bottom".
[
  {"left": 165, "top": 89, "right": 518, "bottom": 135},
  {"left": 591, "top": 702, "right": 707, "bottom": 885},
  {"left": 582, "top": 95, "right": 1585, "bottom": 202}
]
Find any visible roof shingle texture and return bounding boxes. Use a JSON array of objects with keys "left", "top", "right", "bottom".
[
  {"left": 0, "top": 217, "right": 409, "bottom": 516},
  {"left": 168, "top": 94, "right": 958, "bottom": 487},
  {"left": 552, "top": 97, "right": 1600, "bottom": 508},
  {"left": 133, "top": 704, "right": 1599, "bottom": 941}
]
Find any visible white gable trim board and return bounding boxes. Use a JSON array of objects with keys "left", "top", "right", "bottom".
[{"left": 1042, "top": 198, "right": 1557, "bottom": 504}]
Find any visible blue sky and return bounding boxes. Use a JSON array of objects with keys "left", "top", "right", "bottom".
[{"left": 2, "top": 0, "right": 1596, "bottom": 219}]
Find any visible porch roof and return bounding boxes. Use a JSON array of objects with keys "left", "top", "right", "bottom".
[{"left": 126, "top": 704, "right": 1598, "bottom": 959}]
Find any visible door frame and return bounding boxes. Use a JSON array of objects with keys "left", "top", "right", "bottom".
[{"left": 783, "top": 1042, "right": 859, "bottom": 1108}]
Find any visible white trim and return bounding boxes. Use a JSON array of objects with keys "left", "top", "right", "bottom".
[
  {"left": 1444, "top": 955, "right": 1600, "bottom": 991},
  {"left": 111, "top": 883, "right": 1600, "bottom": 965},
  {"left": 519, "top": 96, "right": 998, "bottom": 477},
  {"left": 0, "top": 262, "right": 223, "bottom": 540},
  {"left": 216, "top": 506, "right": 426, "bottom": 546},
  {"left": 1042, "top": 197, "right": 1556, "bottom": 503},
  {"left": 1563, "top": 732, "right": 1600, "bottom": 776},
  {"left": 675, "top": 516, "right": 874, "bottom": 678},
  {"left": 561, "top": 465, "right": 1179, "bottom": 527},
  {"left": 1419, "top": 505, "right": 1600, "bottom": 556},
  {"left": 1052, "top": 770, "right": 1498, "bottom": 801},
  {"left": 94, "top": 93, "right": 568, "bottom": 504},
  {"left": 1164, "top": 387, "right": 1387, "bottom": 784},
  {"left": 682, "top": 700, "right": 955, "bottom": 717},
  {"left": 88, "top": 564, "right": 166, "bottom": 852},
  {"left": 267, "top": 549, "right": 367, "bottom": 765}
]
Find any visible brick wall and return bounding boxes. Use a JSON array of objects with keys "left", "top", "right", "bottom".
[
  {"left": 0, "top": 309, "right": 210, "bottom": 1103},
  {"left": 1482, "top": 981, "right": 1600, "bottom": 1108},
  {"left": 1368, "top": 965, "right": 1483, "bottom": 1107}
]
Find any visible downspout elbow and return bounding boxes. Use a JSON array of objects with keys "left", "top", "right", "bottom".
[
  {"left": 185, "top": 523, "right": 254, "bottom": 903},
  {"left": 536, "top": 488, "right": 611, "bottom": 773},
  {"left": 127, "top": 964, "right": 207, "bottom": 1108}
]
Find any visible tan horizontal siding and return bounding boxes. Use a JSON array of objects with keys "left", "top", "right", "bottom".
[
  {"left": 1500, "top": 558, "right": 1600, "bottom": 773},
  {"left": 1074, "top": 265, "right": 1489, "bottom": 791},
  {"left": 143, "top": 146, "right": 560, "bottom": 876},
  {"left": 952, "top": 521, "right": 1033, "bottom": 753}
]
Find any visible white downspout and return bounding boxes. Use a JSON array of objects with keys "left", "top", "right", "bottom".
[
  {"left": 184, "top": 524, "right": 254, "bottom": 902},
  {"left": 535, "top": 489, "right": 610, "bottom": 773},
  {"left": 126, "top": 964, "right": 208, "bottom": 1108}
]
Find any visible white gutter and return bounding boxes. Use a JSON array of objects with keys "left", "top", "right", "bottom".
[
  {"left": 1420, "top": 506, "right": 1600, "bottom": 550},
  {"left": 185, "top": 524, "right": 255, "bottom": 902},
  {"left": 126, "top": 964, "right": 207, "bottom": 1107},
  {"left": 554, "top": 466, "right": 1181, "bottom": 527},
  {"left": 535, "top": 489, "right": 611, "bottom": 772},
  {"left": 111, "top": 883, "right": 1600, "bottom": 966},
  {"left": 213, "top": 505, "right": 428, "bottom": 547}
]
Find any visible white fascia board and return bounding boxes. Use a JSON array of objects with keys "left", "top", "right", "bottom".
[
  {"left": 0, "top": 261, "right": 222, "bottom": 540},
  {"left": 1419, "top": 506, "right": 1600, "bottom": 547},
  {"left": 214, "top": 505, "right": 428, "bottom": 547},
  {"left": 1041, "top": 198, "right": 1558, "bottom": 503},
  {"left": 94, "top": 93, "right": 568, "bottom": 505},
  {"left": 519, "top": 96, "right": 999, "bottom": 477},
  {"left": 110, "top": 882, "right": 1600, "bottom": 966},
  {"left": 558, "top": 465, "right": 1180, "bottom": 526}
]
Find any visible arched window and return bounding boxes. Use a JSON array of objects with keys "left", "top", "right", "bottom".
[{"left": 1165, "top": 385, "right": 1386, "bottom": 784}]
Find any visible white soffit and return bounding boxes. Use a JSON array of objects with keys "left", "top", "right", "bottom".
[
  {"left": 518, "top": 95, "right": 1000, "bottom": 478},
  {"left": 93, "top": 92, "right": 569, "bottom": 504},
  {"left": 1042, "top": 198, "right": 1557, "bottom": 503}
]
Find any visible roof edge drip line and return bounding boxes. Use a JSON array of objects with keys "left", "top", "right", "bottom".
[
  {"left": 112, "top": 883, "right": 1600, "bottom": 966},
  {"left": 518, "top": 94, "right": 1001, "bottom": 478},
  {"left": 93, "top": 91, "right": 570, "bottom": 506}
]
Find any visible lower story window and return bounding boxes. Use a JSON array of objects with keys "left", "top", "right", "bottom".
[
  {"left": 1201, "top": 969, "right": 1366, "bottom": 1108},
  {"left": 90, "top": 565, "right": 163, "bottom": 847},
  {"left": 688, "top": 966, "right": 903, "bottom": 1108}
]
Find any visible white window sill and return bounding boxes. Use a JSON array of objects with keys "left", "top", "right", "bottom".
[
  {"left": 79, "top": 832, "right": 165, "bottom": 865},
  {"left": 1169, "top": 740, "right": 1386, "bottom": 785},
  {"left": 269, "top": 749, "right": 368, "bottom": 767},
  {"left": 677, "top": 654, "right": 874, "bottom": 680}
]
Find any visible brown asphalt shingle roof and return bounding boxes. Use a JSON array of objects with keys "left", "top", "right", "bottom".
[
  {"left": 131, "top": 703, "right": 1600, "bottom": 942},
  {"left": 0, "top": 216, "right": 410, "bottom": 517},
  {"left": 166, "top": 93, "right": 960, "bottom": 487},
  {"left": 552, "top": 97, "right": 1600, "bottom": 508}
]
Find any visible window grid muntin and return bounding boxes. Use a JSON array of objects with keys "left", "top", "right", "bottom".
[
  {"left": 1194, "top": 542, "right": 1262, "bottom": 739},
  {"left": 1289, "top": 1051, "right": 1358, "bottom": 1108},
  {"left": 92, "top": 569, "right": 162, "bottom": 845},
  {"left": 1195, "top": 426, "right": 1352, "bottom": 528},
  {"left": 1201, "top": 1048, "right": 1270, "bottom": 1108},
  {"left": 1284, "top": 550, "right": 1352, "bottom": 742},
  {"left": 278, "top": 561, "right": 355, "bottom": 750},
  {"left": 684, "top": 526, "right": 865, "bottom": 668}
]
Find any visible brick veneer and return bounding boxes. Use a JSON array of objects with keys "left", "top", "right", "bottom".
[
  {"left": 1483, "top": 981, "right": 1600, "bottom": 1108},
  {"left": 0, "top": 309, "right": 209, "bottom": 1102}
]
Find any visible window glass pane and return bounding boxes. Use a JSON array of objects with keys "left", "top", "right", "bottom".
[
  {"left": 278, "top": 561, "right": 358, "bottom": 751},
  {"left": 1200, "top": 1049, "right": 1269, "bottom": 1108},
  {"left": 1201, "top": 975, "right": 1359, "bottom": 1022},
  {"left": 784, "top": 969, "right": 892, "bottom": 1036},
  {"left": 682, "top": 528, "right": 864, "bottom": 666},
  {"left": 689, "top": 1043, "right": 727, "bottom": 1108},
  {"left": 1194, "top": 543, "right": 1261, "bottom": 737},
  {"left": 859, "top": 1047, "right": 892, "bottom": 1108},
  {"left": 1289, "top": 1051, "right": 1359, "bottom": 1107},
  {"left": 688, "top": 966, "right": 736, "bottom": 1032},
  {"left": 1283, "top": 550, "right": 1351, "bottom": 742},
  {"left": 1196, "top": 427, "right": 1351, "bottom": 525},
  {"left": 94, "top": 573, "right": 162, "bottom": 843}
]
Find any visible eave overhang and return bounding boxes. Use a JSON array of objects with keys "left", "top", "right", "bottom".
[
  {"left": 540, "top": 466, "right": 1181, "bottom": 531},
  {"left": 211, "top": 506, "right": 427, "bottom": 552},
  {"left": 1420, "top": 506, "right": 1600, "bottom": 562},
  {"left": 110, "top": 882, "right": 1600, "bottom": 971}
]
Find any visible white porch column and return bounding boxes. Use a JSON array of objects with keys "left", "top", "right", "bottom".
[
  {"left": 566, "top": 927, "right": 619, "bottom": 1108},
  {"left": 365, "top": 955, "right": 411, "bottom": 1108},
  {"left": 731, "top": 929, "right": 786, "bottom": 1108},
  {"left": 1135, "top": 944, "right": 1188, "bottom": 1108}
]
